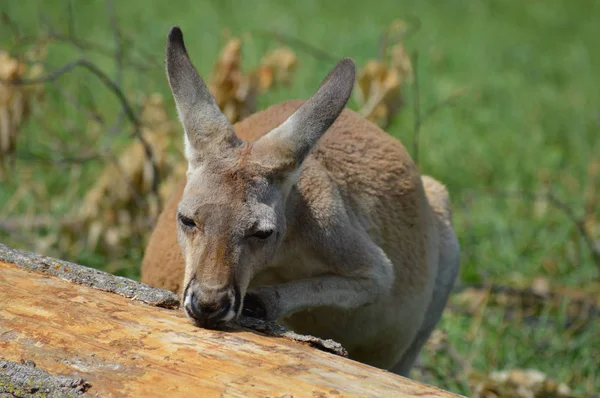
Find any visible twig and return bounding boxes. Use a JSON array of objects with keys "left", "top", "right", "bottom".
[
  {"left": 465, "top": 188, "right": 600, "bottom": 269},
  {"left": 118, "top": 32, "right": 164, "bottom": 70},
  {"left": 105, "top": 0, "right": 123, "bottom": 86},
  {"left": 410, "top": 51, "right": 469, "bottom": 166},
  {"left": 0, "top": 223, "right": 35, "bottom": 249},
  {"left": 19, "top": 33, "right": 112, "bottom": 56},
  {"left": 105, "top": 0, "right": 126, "bottom": 143},
  {"left": 387, "top": 15, "right": 422, "bottom": 46},
  {"left": 379, "top": 15, "right": 422, "bottom": 60},
  {"left": 16, "top": 147, "right": 103, "bottom": 165},
  {"left": 357, "top": 87, "right": 389, "bottom": 120},
  {"left": 546, "top": 191, "right": 600, "bottom": 268},
  {"left": 419, "top": 330, "right": 471, "bottom": 391},
  {"left": 18, "top": 145, "right": 150, "bottom": 210},
  {"left": 67, "top": 0, "right": 75, "bottom": 39},
  {"left": 411, "top": 50, "right": 421, "bottom": 165},
  {"left": 2, "top": 59, "right": 137, "bottom": 123},
  {"left": 0, "top": 216, "right": 84, "bottom": 232},
  {"left": 453, "top": 282, "right": 600, "bottom": 320},
  {"left": 1, "top": 11, "right": 21, "bottom": 39},
  {"left": 421, "top": 88, "right": 470, "bottom": 121},
  {"left": 0, "top": 214, "right": 157, "bottom": 235},
  {"left": 378, "top": 33, "right": 388, "bottom": 62},
  {"left": 12, "top": 34, "right": 157, "bottom": 71},
  {"left": 53, "top": 84, "right": 105, "bottom": 125},
  {"left": 253, "top": 29, "right": 338, "bottom": 62},
  {"left": 1, "top": 58, "right": 162, "bottom": 209},
  {"left": 104, "top": 152, "right": 148, "bottom": 209}
]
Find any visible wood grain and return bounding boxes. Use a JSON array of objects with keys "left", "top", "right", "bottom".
[{"left": 0, "top": 260, "right": 461, "bottom": 397}]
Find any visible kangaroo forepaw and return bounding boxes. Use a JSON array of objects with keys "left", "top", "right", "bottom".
[{"left": 242, "top": 291, "right": 268, "bottom": 320}]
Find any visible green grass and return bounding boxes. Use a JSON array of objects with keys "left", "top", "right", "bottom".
[{"left": 1, "top": 0, "right": 599, "bottom": 395}]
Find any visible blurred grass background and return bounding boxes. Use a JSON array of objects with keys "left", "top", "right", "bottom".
[{"left": 1, "top": 0, "right": 599, "bottom": 396}]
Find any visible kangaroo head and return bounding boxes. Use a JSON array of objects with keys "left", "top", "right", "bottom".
[{"left": 165, "top": 26, "right": 355, "bottom": 328}]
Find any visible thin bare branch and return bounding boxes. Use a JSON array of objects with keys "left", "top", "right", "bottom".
[
  {"left": 53, "top": 84, "right": 105, "bottom": 125},
  {"left": 0, "top": 216, "right": 84, "bottom": 232},
  {"left": 453, "top": 282, "right": 600, "bottom": 320},
  {"left": 104, "top": 152, "right": 147, "bottom": 209},
  {"left": 379, "top": 15, "right": 422, "bottom": 61},
  {"left": 410, "top": 51, "right": 469, "bottom": 166},
  {"left": 1, "top": 11, "right": 21, "bottom": 39},
  {"left": 421, "top": 88, "right": 470, "bottom": 121},
  {"left": 1, "top": 58, "right": 162, "bottom": 209},
  {"left": 67, "top": 0, "right": 76, "bottom": 39},
  {"left": 105, "top": 0, "right": 123, "bottom": 86},
  {"left": 411, "top": 50, "right": 421, "bottom": 165},
  {"left": 105, "top": 0, "right": 126, "bottom": 140},
  {"left": 546, "top": 191, "right": 600, "bottom": 268},
  {"left": 1, "top": 59, "right": 138, "bottom": 124},
  {"left": 464, "top": 188, "right": 600, "bottom": 270},
  {"left": 13, "top": 33, "right": 157, "bottom": 71},
  {"left": 17, "top": 148, "right": 102, "bottom": 165},
  {"left": 378, "top": 33, "right": 388, "bottom": 62},
  {"left": 0, "top": 223, "right": 36, "bottom": 249},
  {"left": 253, "top": 29, "right": 338, "bottom": 62},
  {"left": 387, "top": 15, "right": 422, "bottom": 45},
  {"left": 118, "top": 32, "right": 163, "bottom": 70}
]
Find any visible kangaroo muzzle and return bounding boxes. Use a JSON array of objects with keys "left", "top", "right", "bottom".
[{"left": 183, "top": 283, "right": 237, "bottom": 329}]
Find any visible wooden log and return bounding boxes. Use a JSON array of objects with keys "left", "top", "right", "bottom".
[{"left": 0, "top": 244, "right": 462, "bottom": 397}]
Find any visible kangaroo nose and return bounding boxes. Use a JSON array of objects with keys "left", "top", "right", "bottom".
[{"left": 184, "top": 289, "right": 234, "bottom": 328}]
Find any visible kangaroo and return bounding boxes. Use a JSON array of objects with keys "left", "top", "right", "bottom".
[{"left": 141, "top": 26, "right": 460, "bottom": 376}]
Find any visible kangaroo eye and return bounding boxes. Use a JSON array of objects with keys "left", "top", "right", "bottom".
[
  {"left": 178, "top": 214, "right": 196, "bottom": 228},
  {"left": 252, "top": 229, "right": 273, "bottom": 240}
]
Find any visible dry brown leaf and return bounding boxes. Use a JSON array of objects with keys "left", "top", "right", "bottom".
[
  {"left": 388, "top": 19, "right": 410, "bottom": 40},
  {"left": 391, "top": 42, "right": 413, "bottom": 83},
  {"left": 453, "top": 287, "right": 490, "bottom": 314},
  {"left": 470, "top": 369, "right": 573, "bottom": 398},
  {"left": 424, "top": 329, "right": 448, "bottom": 351},
  {"left": 530, "top": 276, "right": 551, "bottom": 297},
  {"left": 356, "top": 59, "right": 403, "bottom": 128},
  {"left": 453, "top": 283, "right": 600, "bottom": 326},
  {"left": 254, "top": 47, "right": 298, "bottom": 92},
  {"left": 208, "top": 38, "right": 257, "bottom": 123},
  {"left": 208, "top": 38, "right": 298, "bottom": 124},
  {"left": 0, "top": 51, "right": 44, "bottom": 175},
  {"left": 354, "top": 20, "right": 413, "bottom": 129},
  {"left": 67, "top": 93, "right": 185, "bottom": 256}
]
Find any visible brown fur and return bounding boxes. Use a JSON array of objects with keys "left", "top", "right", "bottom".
[
  {"left": 142, "top": 99, "right": 441, "bottom": 293},
  {"left": 141, "top": 100, "right": 308, "bottom": 294},
  {"left": 142, "top": 27, "right": 460, "bottom": 377},
  {"left": 141, "top": 100, "right": 456, "bottom": 369}
]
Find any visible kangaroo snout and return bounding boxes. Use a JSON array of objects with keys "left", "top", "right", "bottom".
[{"left": 183, "top": 283, "right": 237, "bottom": 328}]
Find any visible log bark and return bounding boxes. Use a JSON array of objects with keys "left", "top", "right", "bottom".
[{"left": 0, "top": 244, "right": 462, "bottom": 397}]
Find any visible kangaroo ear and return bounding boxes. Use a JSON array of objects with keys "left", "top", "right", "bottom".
[
  {"left": 256, "top": 58, "right": 356, "bottom": 170},
  {"left": 165, "top": 26, "right": 239, "bottom": 162}
]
